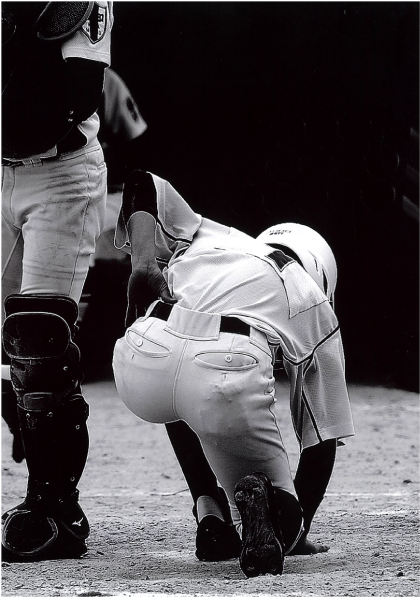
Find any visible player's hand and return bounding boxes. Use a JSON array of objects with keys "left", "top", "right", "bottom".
[{"left": 126, "top": 261, "right": 176, "bottom": 327}]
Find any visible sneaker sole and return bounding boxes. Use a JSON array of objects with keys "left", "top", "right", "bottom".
[{"left": 234, "top": 474, "right": 284, "bottom": 578}]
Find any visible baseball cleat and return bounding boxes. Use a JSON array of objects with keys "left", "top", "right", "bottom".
[
  {"left": 195, "top": 515, "right": 242, "bottom": 561},
  {"left": 1, "top": 492, "right": 89, "bottom": 562},
  {"left": 234, "top": 472, "right": 285, "bottom": 578}
]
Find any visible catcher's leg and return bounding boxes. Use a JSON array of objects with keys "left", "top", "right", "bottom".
[
  {"left": 1, "top": 294, "right": 90, "bottom": 562},
  {"left": 165, "top": 420, "right": 241, "bottom": 561}
]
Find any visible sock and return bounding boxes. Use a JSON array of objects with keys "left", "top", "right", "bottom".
[{"left": 196, "top": 496, "right": 225, "bottom": 523}]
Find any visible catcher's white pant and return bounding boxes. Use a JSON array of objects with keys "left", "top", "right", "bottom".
[
  {"left": 1, "top": 142, "right": 107, "bottom": 308},
  {"left": 113, "top": 302, "right": 297, "bottom": 528}
]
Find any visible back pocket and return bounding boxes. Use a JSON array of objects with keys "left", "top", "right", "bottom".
[
  {"left": 194, "top": 351, "right": 258, "bottom": 371},
  {"left": 126, "top": 329, "right": 170, "bottom": 358}
]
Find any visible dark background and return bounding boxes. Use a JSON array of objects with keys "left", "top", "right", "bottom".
[{"left": 90, "top": 2, "right": 419, "bottom": 390}]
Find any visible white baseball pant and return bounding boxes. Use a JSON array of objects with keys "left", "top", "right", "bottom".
[
  {"left": 1, "top": 142, "right": 107, "bottom": 309},
  {"left": 113, "top": 301, "right": 298, "bottom": 529}
]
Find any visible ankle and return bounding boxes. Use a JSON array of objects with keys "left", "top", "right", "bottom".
[{"left": 196, "top": 495, "right": 225, "bottom": 523}]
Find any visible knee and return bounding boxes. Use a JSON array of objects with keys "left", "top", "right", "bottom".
[{"left": 2, "top": 294, "right": 82, "bottom": 401}]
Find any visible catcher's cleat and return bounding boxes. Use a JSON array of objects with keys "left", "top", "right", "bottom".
[
  {"left": 2, "top": 490, "right": 89, "bottom": 562},
  {"left": 234, "top": 472, "right": 285, "bottom": 578},
  {"left": 195, "top": 515, "right": 242, "bottom": 561}
]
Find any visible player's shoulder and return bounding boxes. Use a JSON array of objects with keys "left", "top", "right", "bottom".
[
  {"left": 61, "top": 1, "right": 113, "bottom": 66},
  {"left": 105, "top": 68, "right": 123, "bottom": 86},
  {"left": 103, "top": 68, "right": 130, "bottom": 98}
]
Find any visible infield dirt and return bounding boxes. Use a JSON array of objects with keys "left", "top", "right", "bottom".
[{"left": 1, "top": 380, "right": 419, "bottom": 597}]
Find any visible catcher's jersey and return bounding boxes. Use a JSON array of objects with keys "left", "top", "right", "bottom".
[
  {"left": 2, "top": 1, "right": 113, "bottom": 160},
  {"left": 61, "top": 1, "right": 113, "bottom": 150},
  {"left": 61, "top": 1, "right": 113, "bottom": 65},
  {"left": 116, "top": 173, "right": 355, "bottom": 449}
]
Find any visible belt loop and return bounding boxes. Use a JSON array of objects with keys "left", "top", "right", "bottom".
[
  {"left": 23, "top": 158, "right": 42, "bottom": 167},
  {"left": 250, "top": 326, "right": 271, "bottom": 355}
]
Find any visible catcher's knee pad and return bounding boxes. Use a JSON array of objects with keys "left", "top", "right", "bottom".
[
  {"left": 2, "top": 294, "right": 89, "bottom": 482},
  {"left": 2, "top": 294, "right": 81, "bottom": 402}
]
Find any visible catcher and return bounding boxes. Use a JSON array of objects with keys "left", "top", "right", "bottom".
[
  {"left": 1, "top": 1, "right": 113, "bottom": 562},
  {"left": 112, "top": 170, "right": 355, "bottom": 577}
]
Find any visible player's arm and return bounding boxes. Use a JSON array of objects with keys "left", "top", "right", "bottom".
[
  {"left": 59, "top": 1, "right": 113, "bottom": 125},
  {"left": 64, "top": 58, "right": 106, "bottom": 124},
  {"left": 285, "top": 312, "right": 354, "bottom": 555},
  {"left": 126, "top": 211, "right": 176, "bottom": 325},
  {"left": 122, "top": 170, "right": 176, "bottom": 325},
  {"left": 121, "top": 132, "right": 151, "bottom": 176},
  {"left": 99, "top": 68, "right": 149, "bottom": 175},
  {"left": 289, "top": 438, "right": 337, "bottom": 555}
]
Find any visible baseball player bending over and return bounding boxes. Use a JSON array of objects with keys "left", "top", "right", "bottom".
[{"left": 112, "top": 170, "right": 355, "bottom": 577}]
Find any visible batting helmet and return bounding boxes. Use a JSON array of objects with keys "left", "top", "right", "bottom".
[{"left": 256, "top": 223, "right": 337, "bottom": 306}]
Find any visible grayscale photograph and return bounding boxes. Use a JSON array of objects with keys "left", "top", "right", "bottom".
[{"left": 1, "top": 2, "right": 418, "bottom": 596}]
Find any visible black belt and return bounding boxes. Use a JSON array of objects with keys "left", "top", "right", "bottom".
[
  {"left": 150, "top": 302, "right": 251, "bottom": 337},
  {"left": 2, "top": 129, "right": 87, "bottom": 167}
]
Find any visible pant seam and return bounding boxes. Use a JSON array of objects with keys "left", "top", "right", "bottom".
[
  {"left": 172, "top": 338, "right": 188, "bottom": 420},
  {"left": 69, "top": 153, "right": 91, "bottom": 297}
]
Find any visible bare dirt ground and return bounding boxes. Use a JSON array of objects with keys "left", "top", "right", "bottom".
[{"left": 1, "top": 380, "right": 419, "bottom": 597}]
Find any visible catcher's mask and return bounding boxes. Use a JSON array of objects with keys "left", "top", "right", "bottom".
[
  {"left": 257, "top": 223, "right": 337, "bottom": 309},
  {"left": 2, "top": 2, "right": 94, "bottom": 44}
]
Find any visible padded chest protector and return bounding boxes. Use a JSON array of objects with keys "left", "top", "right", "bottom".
[{"left": 1, "top": 2, "right": 96, "bottom": 159}]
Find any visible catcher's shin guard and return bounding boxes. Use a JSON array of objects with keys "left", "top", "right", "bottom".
[
  {"left": 2, "top": 378, "right": 25, "bottom": 463},
  {"left": 1, "top": 294, "right": 90, "bottom": 561}
]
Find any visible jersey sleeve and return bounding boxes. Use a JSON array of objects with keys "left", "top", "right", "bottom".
[
  {"left": 61, "top": 1, "right": 113, "bottom": 66},
  {"left": 115, "top": 172, "right": 202, "bottom": 263},
  {"left": 102, "top": 69, "right": 147, "bottom": 143},
  {"left": 284, "top": 324, "right": 355, "bottom": 450}
]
